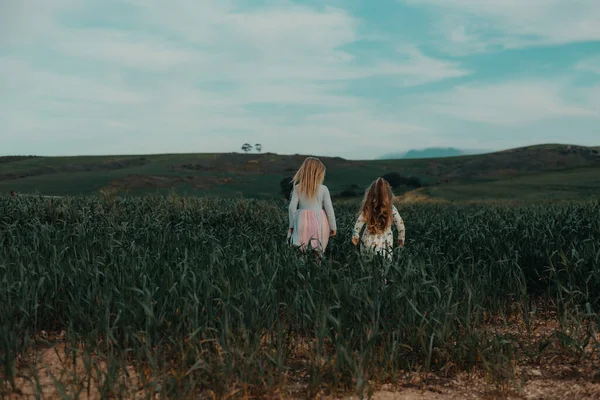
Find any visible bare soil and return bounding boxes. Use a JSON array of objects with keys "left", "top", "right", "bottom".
[
  {"left": 107, "top": 174, "right": 236, "bottom": 191},
  {"left": 0, "top": 158, "right": 148, "bottom": 182},
  {"left": 395, "top": 188, "right": 448, "bottom": 204},
  {"left": 3, "top": 317, "right": 600, "bottom": 399},
  {"left": 5, "top": 344, "right": 600, "bottom": 399}
]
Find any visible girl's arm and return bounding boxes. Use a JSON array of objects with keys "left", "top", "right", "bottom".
[
  {"left": 392, "top": 206, "right": 405, "bottom": 243},
  {"left": 352, "top": 213, "right": 365, "bottom": 244},
  {"left": 322, "top": 186, "right": 337, "bottom": 232},
  {"left": 288, "top": 186, "right": 299, "bottom": 230}
]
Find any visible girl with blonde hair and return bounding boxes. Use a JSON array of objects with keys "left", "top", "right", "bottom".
[
  {"left": 288, "top": 157, "right": 337, "bottom": 253},
  {"left": 351, "top": 177, "right": 405, "bottom": 260}
]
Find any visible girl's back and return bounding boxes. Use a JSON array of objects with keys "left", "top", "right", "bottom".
[
  {"left": 351, "top": 178, "right": 405, "bottom": 259},
  {"left": 289, "top": 184, "right": 336, "bottom": 231},
  {"left": 287, "top": 157, "right": 336, "bottom": 252},
  {"left": 293, "top": 184, "right": 330, "bottom": 209}
]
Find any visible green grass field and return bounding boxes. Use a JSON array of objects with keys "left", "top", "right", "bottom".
[
  {"left": 2, "top": 144, "right": 600, "bottom": 202},
  {"left": 2, "top": 195, "right": 600, "bottom": 398},
  {"left": 423, "top": 166, "right": 600, "bottom": 202}
]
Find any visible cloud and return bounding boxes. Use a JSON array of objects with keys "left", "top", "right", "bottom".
[
  {"left": 400, "top": 0, "right": 600, "bottom": 53},
  {"left": 0, "top": 0, "right": 76, "bottom": 47},
  {"left": 576, "top": 56, "right": 600, "bottom": 75},
  {"left": 0, "top": 59, "right": 148, "bottom": 105},
  {"left": 408, "top": 81, "right": 599, "bottom": 126},
  {"left": 0, "top": 0, "right": 598, "bottom": 160},
  {"left": 0, "top": 0, "right": 472, "bottom": 158}
]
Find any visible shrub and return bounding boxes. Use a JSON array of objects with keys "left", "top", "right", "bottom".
[
  {"left": 382, "top": 172, "right": 422, "bottom": 188},
  {"left": 280, "top": 176, "right": 293, "bottom": 199},
  {"left": 340, "top": 184, "right": 361, "bottom": 198}
]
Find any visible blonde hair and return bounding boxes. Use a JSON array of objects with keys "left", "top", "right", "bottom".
[
  {"left": 360, "top": 177, "right": 394, "bottom": 234},
  {"left": 292, "top": 157, "right": 326, "bottom": 200}
]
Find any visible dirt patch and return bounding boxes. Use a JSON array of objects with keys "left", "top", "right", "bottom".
[
  {"left": 107, "top": 174, "right": 212, "bottom": 191},
  {"left": 0, "top": 158, "right": 149, "bottom": 182},
  {"left": 2, "top": 342, "right": 147, "bottom": 400},
  {"left": 106, "top": 173, "right": 239, "bottom": 192},
  {"left": 176, "top": 153, "right": 356, "bottom": 176},
  {"left": 395, "top": 188, "right": 448, "bottom": 204},
  {"left": 66, "top": 158, "right": 149, "bottom": 173},
  {"left": 4, "top": 323, "right": 600, "bottom": 400},
  {"left": 355, "top": 370, "right": 600, "bottom": 400},
  {"left": 180, "top": 161, "right": 264, "bottom": 173},
  {"left": 0, "top": 167, "right": 56, "bottom": 182},
  {"left": 0, "top": 156, "right": 39, "bottom": 164},
  {"left": 6, "top": 354, "right": 600, "bottom": 399}
]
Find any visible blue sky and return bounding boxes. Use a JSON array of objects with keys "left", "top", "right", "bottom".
[{"left": 1, "top": 0, "right": 599, "bottom": 160}]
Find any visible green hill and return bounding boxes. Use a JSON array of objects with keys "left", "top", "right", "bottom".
[{"left": 1, "top": 144, "right": 599, "bottom": 202}]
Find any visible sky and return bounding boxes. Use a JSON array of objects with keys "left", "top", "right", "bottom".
[{"left": 1, "top": 0, "right": 599, "bottom": 160}]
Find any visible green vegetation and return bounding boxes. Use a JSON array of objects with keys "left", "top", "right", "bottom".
[
  {"left": 1, "top": 195, "right": 600, "bottom": 398},
  {"left": 424, "top": 166, "right": 600, "bottom": 202},
  {"left": 1, "top": 144, "right": 599, "bottom": 201}
]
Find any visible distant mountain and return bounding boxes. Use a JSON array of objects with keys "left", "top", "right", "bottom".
[{"left": 380, "top": 147, "right": 472, "bottom": 160}]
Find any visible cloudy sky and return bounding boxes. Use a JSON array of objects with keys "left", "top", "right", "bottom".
[{"left": 1, "top": 0, "right": 599, "bottom": 159}]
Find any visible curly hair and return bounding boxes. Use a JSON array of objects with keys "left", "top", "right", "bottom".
[{"left": 360, "top": 177, "right": 394, "bottom": 234}]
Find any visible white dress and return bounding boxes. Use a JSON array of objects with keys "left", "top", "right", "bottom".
[{"left": 352, "top": 206, "right": 405, "bottom": 259}]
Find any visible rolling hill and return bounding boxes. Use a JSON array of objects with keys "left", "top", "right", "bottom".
[{"left": 1, "top": 144, "right": 599, "bottom": 202}]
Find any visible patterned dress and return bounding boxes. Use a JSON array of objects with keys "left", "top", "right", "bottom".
[{"left": 352, "top": 206, "right": 405, "bottom": 260}]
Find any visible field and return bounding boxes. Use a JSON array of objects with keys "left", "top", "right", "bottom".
[
  {"left": 2, "top": 144, "right": 600, "bottom": 202},
  {"left": 2, "top": 194, "right": 600, "bottom": 399}
]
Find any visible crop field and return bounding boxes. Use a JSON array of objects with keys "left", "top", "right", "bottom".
[{"left": 1, "top": 194, "right": 600, "bottom": 398}]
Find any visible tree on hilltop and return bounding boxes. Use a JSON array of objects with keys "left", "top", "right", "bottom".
[{"left": 241, "top": 143, "right": 253, "bottom": 153}]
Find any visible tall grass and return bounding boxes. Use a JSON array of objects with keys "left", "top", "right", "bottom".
[{"left": 1, "top": 195, "right": 599, "bottom": 398}]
